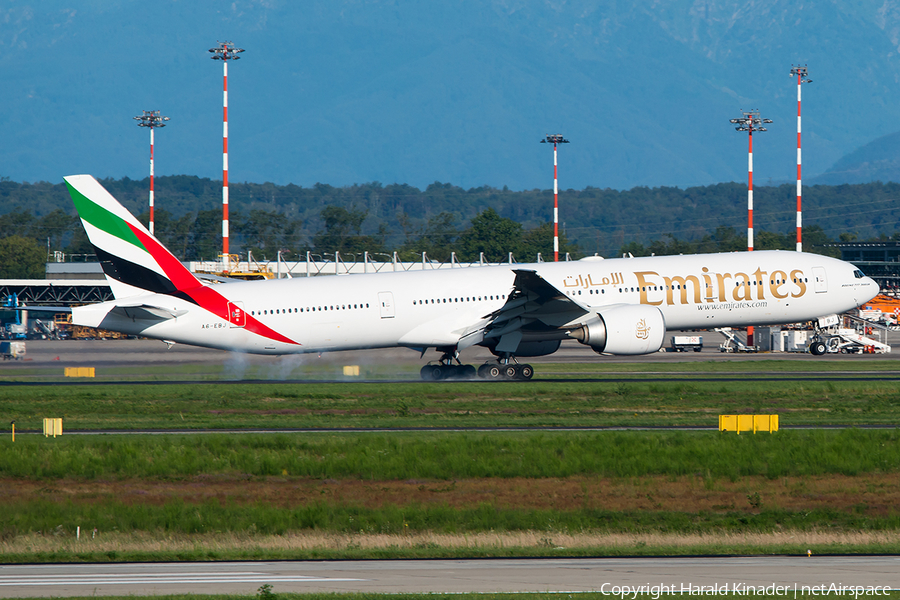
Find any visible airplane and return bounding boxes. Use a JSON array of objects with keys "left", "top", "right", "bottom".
[{"left": 63, "top": 174, "right": 880, "bottom": 380}]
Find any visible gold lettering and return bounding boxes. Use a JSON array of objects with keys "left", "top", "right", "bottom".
[
  {"left": 753, "top": 268, "right": 768, "bottom": 300},
  {"left": 715, "top": 272, "right": 732, "bottom": 302},
  {"left": 663, "top": 275, "right": 701, "bottom": 305},
  {"left": 733, "top": 272, "right": 752, "bottom": 301},
  {"left": 634, "top": 271, "right": 663, "bottom": 306},
  {"left": 701, "top": 267, "right": 714, "bottom": 302},
  {"left": 790, "top": 269, "right": 807, "bottom": 298},
  {"left": 769, "top": 270, "right": 788, "bottom": 299}
]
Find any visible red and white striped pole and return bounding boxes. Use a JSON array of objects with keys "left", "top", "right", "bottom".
[
  {"left": 746, "top": 128, "right": 754, "bottom": 347},
  {"left": 134, "top": 110, "right": 169, "bottom": 237},
  {"left": 730, "top": 110, "right": 771, "bottom": 349},
  {"left": 795, "top": 72, "right": 801, "bottom": 252},
  {"left": 791, "top": 65, "right": 811, "bottom": 252},
  {"left": 541, "top": 134, "right": 569, "bottom": 262},
  {"left": 553, "top": 141, "right": 559, "bottom": 262},
  {"left": 222, "top": 58, "right": 229, "bottom": 265},
  {"left": 150, "top": 127, "right": 155, "bottom": 235},
  {"left": 210, "top": 41, "right": 244, "bottom": 272},
  {"left": 748, "top": 127, "right": 754, "bottom": 252}
]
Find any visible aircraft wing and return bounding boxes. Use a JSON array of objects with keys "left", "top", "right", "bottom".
[{"left": 458, "top": 269, "right": 592, "bottom": 353}]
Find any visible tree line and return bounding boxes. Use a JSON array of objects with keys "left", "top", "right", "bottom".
[{"left": 2, "top": 175, "right": 900, "bottom": 277}]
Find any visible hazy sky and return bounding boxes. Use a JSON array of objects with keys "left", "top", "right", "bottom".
[{"left": 3, "top": 1, "right": 899, "bottom": 190}]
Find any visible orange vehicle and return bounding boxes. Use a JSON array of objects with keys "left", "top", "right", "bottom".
[{"left": 859, "top": 294, "right": 900, "bottom": 323}]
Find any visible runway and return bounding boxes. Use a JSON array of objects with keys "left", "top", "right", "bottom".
[
  {"left": 14, "top": 328, "right": 900, "bottom": 367},
  {"left": 3, "top": 334, "right": 900, "bottom": 384},
  {"left": 0, "top": 557, "right": 897, "bottom": 597}
]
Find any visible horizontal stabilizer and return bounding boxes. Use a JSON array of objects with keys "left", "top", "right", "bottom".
[
  {"left": 8, "top": 306, "right": 72, "bottom": 313},
  {"left": 110, "top": 304, "right": 188, "bottom": 321}
]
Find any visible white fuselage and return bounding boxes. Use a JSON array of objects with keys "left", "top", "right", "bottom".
[{"left": 74, "top": 250, "right": 878, "bottom": 355}]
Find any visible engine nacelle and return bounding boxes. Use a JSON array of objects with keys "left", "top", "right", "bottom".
[{"left": 570, "top": 304, "right": 666, "bottom": 355}]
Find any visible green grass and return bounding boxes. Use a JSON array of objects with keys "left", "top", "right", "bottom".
[
  {"left": 4, "top": 429, "right": 900, "bottom": 480},
  {"left": 3, "top": 378, "right": 900, "bottom": 430},
  {"left": 4, "top": 429, "right": 900, "bottom": 562},
  {"left": 3, "top": 360, "right": 900, "bottom": 564},
  {"left": 7, "top": 534, "right": 900, "bottom": 564},
  {"left": 6, "top": 499, "right": 900, "bottom": 538}
]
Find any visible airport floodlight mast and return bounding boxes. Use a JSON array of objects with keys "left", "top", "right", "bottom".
[
  {"left": 729, "top": 110, "right": 772, "bottom": 252},
  {"left": 540, "top": 134, "right": 570, "bottom": 261},
  {"left": 730, "top": 110, "right": 771, "bottom": 349},
  {"left": 791, "top": 64, "right": 812, "bottom": 252},
  {"left": 133, "top": 110, "right": 170, "bottom": 236},
  {"left": 209, "top": 41, "right": 244, "bottom": 272}
]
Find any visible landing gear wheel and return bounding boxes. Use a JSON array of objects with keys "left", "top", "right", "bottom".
[
  {"left": 421, "top": 365, "right": 445, "bottom": 380},
  {"left": 503, "top": 365, "right": 519, "bottom": 379},
  {"left": 519, "top": 364, "right": 534, "bottom": 380},
  {"left": 809, "top": 341, "right": 827, "bottom": 356},
  {"left": 477, "top": 364, "right": 492, "bottom": 378},
  {"left": 461, "top": 364, "right": 477, "bottom": 379},
  {"left": 487, "top": 365, "right": 502, "bottom": 379}
]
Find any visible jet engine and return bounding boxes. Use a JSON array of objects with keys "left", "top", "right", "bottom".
[{"left": 569, "top": 304, "right": 666, "bottom": 355}]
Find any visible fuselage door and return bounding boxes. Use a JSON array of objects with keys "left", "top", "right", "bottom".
[
  {"left": 812, "top": 267, "right": 828, "bottom": 293},
  {"left": 227, "top": 301, "right": 246, "bottom": 328},
  {"left": 378, "top": 291, "right": 395, "bottom": 319}
]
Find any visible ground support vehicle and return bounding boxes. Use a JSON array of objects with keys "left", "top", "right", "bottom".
[
  {"left": 0, "top": 341, "right": 26, "bottom": 360},
  {"left": 669, "top": 335, "right": 703, "bottom": 352},
  {"left": 715, "top": 328, "right": 758, "bottom": 353}
]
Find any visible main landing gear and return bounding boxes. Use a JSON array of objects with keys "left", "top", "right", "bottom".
[
  {"left": 420, "top": 349, "right": 476, "bottom": 380},
  {"left": 419, "top": 350, "right": 534, "bottom": 381},
  {"left": 476, "top": 362, "right": 534, "bottom": 380},
  {"left": 420, "top": 363, "right": 477, "bottom": 380}
]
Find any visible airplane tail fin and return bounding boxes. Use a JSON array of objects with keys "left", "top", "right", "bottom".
[{"left": 64, "top": 175, "right": 204, "bottom": 300}]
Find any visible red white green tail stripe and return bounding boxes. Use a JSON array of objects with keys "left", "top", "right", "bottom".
[{"left": 64, "top": 175, "right": 297, "bottom": 346}]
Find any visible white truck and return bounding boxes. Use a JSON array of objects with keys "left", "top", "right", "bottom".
[
  {"left": 0, "top": 341, "right": 26, "bottom": 360},
  {"left": 670, "top": 335, "right": 703, "bottom": 352}
]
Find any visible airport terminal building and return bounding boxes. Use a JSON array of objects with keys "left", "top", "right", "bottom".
[{"left": 827, "top": 241, "right": 900, "bottom": 293}]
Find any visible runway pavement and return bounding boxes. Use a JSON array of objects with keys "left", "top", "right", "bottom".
[
  {"left": 11, "top": 328, "right": 900, "bottom": 373},
  {"left": 0, "top": 557, "right": 897, "bottom": 597}
]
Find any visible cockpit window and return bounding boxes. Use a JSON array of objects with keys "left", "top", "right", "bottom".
[{"left": 853, "top": 269, "right": 866, "bottom": 279}]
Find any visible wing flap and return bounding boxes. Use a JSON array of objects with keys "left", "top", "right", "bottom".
[{"left": 484, "top": 269, "right": 590, "bottom": 334}]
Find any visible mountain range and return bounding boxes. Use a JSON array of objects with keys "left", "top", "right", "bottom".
[{"left": 4, "top": 1, "right": 900, "bottom": 191}]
